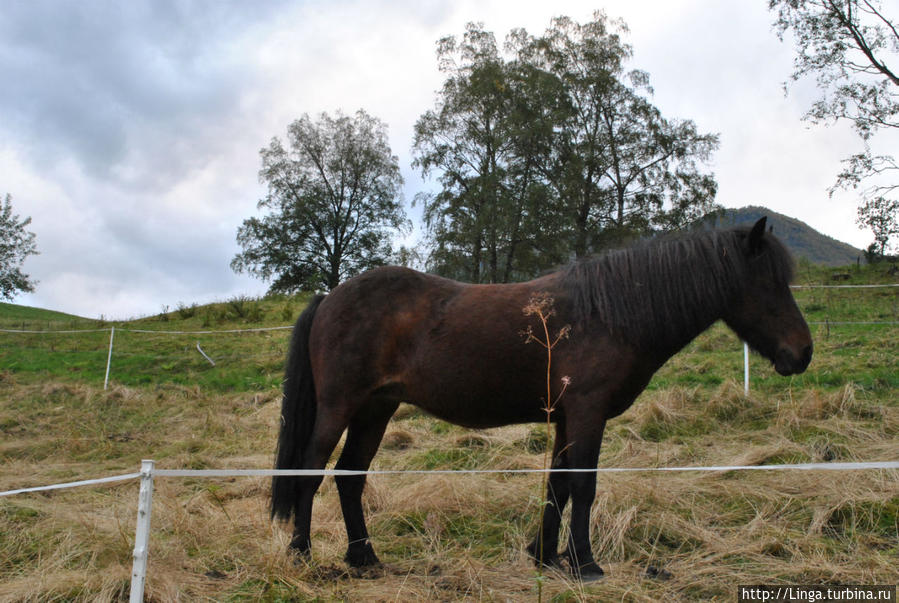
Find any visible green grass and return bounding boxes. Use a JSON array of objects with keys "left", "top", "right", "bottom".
[
  {"left": 0, "top": 293, "right": 315, "bottom": 392},
  {"left": 0, "top": 301, "right": 88, "bottom": 325}
]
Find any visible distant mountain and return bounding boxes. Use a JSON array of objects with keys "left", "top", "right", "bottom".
[{"left": 704, "top": 206, "right": 864, "bottom": 266}]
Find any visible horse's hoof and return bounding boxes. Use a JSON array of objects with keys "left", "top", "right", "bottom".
[
  {"left": 348, "top": 563, "right": 387, "bottom": 579},
  {"left": 287, "top": 536, "right": 311, "bottom": 561},
  {"left": 533, "top": 554, "right": 563, "bottom": 569},
  {"left": 526, "top": 541, "right": 562, "bottom": 568},
  {"left": 344, "top": 540, "right": 380, "bottom": 568},
  {"left": 568, "top": 561, "right": 605, "bottom": 582}
]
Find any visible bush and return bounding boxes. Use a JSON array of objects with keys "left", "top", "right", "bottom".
[{"left": 177, "top": 302, "right": 198, "bottom": 319}]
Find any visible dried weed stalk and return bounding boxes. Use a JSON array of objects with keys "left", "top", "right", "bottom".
[{"left": 523, "top": 293, "right": 571, "bottom": 599}]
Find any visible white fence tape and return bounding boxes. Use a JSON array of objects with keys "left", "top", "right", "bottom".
[
  {"left": 4, "top": 460, "right": 898, "bottom": 498},
  {"left": 151, "top": 461, "right": 899, "bottom": 477},
  {"left": 0, "top": 472, "right": 141, "bottom": 497},
  {"left": 4, "top": 321, "right": 896, "bottom": 338},
  {"left": 119, "top": 326, "right": 294, "bottom": 335},
  {"left": 0, "top": 325, "right": 294, "bottom": 335},
  {"left": 791, "top": 283, "right": 899, "bottom": 289},
  {"left": 809, "top": 321, "right": 899, "bottom": 325},
  {"left": 0, "top": 327, "right": 111, "bottom": 333}
]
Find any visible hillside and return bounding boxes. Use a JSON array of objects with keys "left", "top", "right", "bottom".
[
  {"left": 0, "top": 301, "right": 87, "bottom": 326},
  {"left": 0, "top": 302, "right": 92, "bottom": 329},
  {"left": 706, "top": 206, "right": 864, "bottom": 266}
]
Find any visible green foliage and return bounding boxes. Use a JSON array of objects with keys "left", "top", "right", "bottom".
[
  {"left": 232, "top": 110, "right": 407, "bottom": 292},
  {"left": 770, "top": 0, "right": 898, "bottom": 141},
  {"left": 413, "top": 13, "right": 720, "bottom": 281},
  {"left": 279, "top": 302, "right": 294, "bottom": 323},
  {"left": 769, "top": 0, "right": 898, "bottom": 250},
  {"left": 177, "top": 302, "right": 198, "bottom": 319},
  {"left": 228, "top": 294, "right": 263, "bottom": 321},
  {"left": 0, "top": 193, "right": 38, "bottom": 300},
  {"left": 856, "top": 196, "right": 899, "bottom": 257}
]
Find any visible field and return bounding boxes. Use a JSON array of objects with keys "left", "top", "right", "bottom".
[{"left": 0, "top": 264, "right": 897, "bottom": 601}]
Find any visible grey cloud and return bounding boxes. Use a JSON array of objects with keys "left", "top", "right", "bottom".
[{"left": 0, "top": 1, "right": 282, "bottom": 186}]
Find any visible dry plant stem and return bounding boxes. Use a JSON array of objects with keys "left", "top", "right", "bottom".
[{"left": 522, "top": 294, "right": 570, "bottom": 599}]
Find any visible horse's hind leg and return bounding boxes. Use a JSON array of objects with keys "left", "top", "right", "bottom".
[
  {"left": 527, "top": 421, "right": 570, "bottom": 567},
  {"left": 289, "top": 411, "right": 349, "bottom": 556},
  {"left": 335, "top": 398, "right": 399, "bottom": 567}
]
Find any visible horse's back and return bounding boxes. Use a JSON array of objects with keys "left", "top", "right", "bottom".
[
  {"left": 307, "top": 267, "right": 553, "bottom": 427},
  {"left": 315, "top": 266, "right": 461, "bottom": 326}
]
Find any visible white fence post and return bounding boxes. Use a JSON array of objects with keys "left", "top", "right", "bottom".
[
  {"left": 104, "top": 326, "right": 115, "bottom": 390},
  {"left": 130, "top": 459, "right": 155, "bottom": 603},
  {"left": 743, "top": 341, "right": 750, "bottom": 396}
]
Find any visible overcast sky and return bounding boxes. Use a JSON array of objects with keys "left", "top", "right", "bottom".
[{"left": 3, "top": 0, "right": 893, "bottom": 319}]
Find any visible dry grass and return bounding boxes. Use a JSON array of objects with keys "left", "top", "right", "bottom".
[{"left": 1, "top": 378, "right": 897, "bottom": 601}]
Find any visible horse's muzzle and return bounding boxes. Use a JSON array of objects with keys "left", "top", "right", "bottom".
[{"left": 774, "top": 343, "right": 813, "bottom": 376}]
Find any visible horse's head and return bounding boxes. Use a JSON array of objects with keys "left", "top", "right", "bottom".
[{"left": 723, "top": 217, "right": 813, "bottom": 376}]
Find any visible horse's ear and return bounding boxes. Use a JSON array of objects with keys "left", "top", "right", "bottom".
[{"left": 748, "top": 217, "right": 767, "bottom": 254}]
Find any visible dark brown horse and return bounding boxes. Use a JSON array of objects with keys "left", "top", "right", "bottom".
[{"left": 271, "top": 217, "right": 812, "bottom": 579}]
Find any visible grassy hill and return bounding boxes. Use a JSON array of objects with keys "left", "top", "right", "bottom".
[
  {"left": 707, "top": 206, "right": 864, "bottom": 266},
  {"left": 0, "top": 301, "right": 91, "bottom": 328},
  {"left": 0, "top": 270, "right": 896, "bottom": 600},
  {"left": 0, "top": 293, "right": 315, "bottom": 391}
]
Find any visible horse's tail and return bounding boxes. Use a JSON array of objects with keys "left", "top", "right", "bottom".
[{"left": 271, "top": 294, "right": 326, "bottom": 522}]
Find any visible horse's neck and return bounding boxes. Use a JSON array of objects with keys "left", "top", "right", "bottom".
[
  {"left": 637, "top": 270, "right": 730, "bottom": 363},
  {"left": 577, "top": 265, "right": 730, "bottom": 362},
  {"left": 657, "top": 303, "right": 723, "bottom": 361}
]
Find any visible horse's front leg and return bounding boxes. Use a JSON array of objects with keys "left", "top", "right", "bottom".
[
  {"left": 527, "top": 421, "right": 569, "bottom": 568},
  {"left": 562, "top": 416, "right": 606, "bottom": 581}
]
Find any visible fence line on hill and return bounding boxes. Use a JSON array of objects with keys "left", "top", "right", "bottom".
[
  {"left": 0, "top": 283, "right": 896, "bottom": 392},
  {"left": 2, "top": 322, "right": 895, "bottom": 395}
]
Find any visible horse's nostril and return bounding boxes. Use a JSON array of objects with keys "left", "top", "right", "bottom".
[
  {"left": 802, "top": 344, "right": 813, "bottom": 364},
  {"left": 775, "top": 343, "right": 812, "bottom": 376}
]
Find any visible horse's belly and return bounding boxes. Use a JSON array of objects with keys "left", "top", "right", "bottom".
[{"left": 404, "top": 385, "right": 545, "bottom": 428}]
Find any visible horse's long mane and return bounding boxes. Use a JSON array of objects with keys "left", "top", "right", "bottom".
[{"left": 561, "top": 226, "right": 795, "bottom": 347}]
